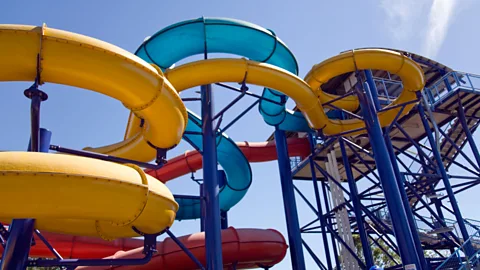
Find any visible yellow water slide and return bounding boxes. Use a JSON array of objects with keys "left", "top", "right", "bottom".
[
  {"left": 0, "top": 24, "right": 187, "bottom": 239},
  {"left": 155, "top": 51, "right": 424, "bottom": 136},
  {"left": 0, "top": 24, "right": 424, "bottom": 241}
]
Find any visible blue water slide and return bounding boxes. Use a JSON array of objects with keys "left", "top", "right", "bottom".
[
  {"left": 135, "top": 17, "right": 313, "bottom": 132},
  {"left": 135, "top": 17, "right": 312, "bottom": 220},
  {"left": 173, "top": 110, "right": 252, "bottom": 220}
]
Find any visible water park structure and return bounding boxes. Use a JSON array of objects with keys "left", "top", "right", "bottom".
[{"left": 0, "top": 17, "right": 480, "bottom": 269}]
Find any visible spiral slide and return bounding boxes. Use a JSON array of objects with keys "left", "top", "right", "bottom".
[{"left": 0, "top": 19, "right": 426, "bottom": 269}]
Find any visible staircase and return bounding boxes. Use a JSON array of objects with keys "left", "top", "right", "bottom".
[
  {"left": 408, "top": 75, "right": 480, "bottom": 205},
  {"left": 436, "top": 229, "right": 480, "bottom": 270}
]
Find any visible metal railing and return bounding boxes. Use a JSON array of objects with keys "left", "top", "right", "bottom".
[
  {"left": 424, "top": 72, "right": 480, "bottom": 109},
  {"left": 436, "top": 229, "right": 480, "bottom": 269},
  {"left": 290, "top": 156, "right": 303, "bottom": 169}
]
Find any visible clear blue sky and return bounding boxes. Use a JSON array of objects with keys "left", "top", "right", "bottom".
[{"left": 1, "top": 0, "right": 480, "bottom": 269}]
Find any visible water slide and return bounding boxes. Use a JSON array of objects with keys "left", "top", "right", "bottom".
[
  {"left": 0, "top": 21, "right": 426, "bottom": 269},
  {"left": 131, "top": 17, "right": 309, "bottom": 221},
  {"left": 0, "top": 24, "right": 184, "bottom": 239}
]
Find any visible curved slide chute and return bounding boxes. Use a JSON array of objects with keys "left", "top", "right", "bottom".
[
  {"left": 77, "top": 227, "right": 287, "bottom": 270},
  {"left": 0, "top": 24, "right": 188, "bottom": 163},
  {"left": 165, "top": 55, "right": 425, "bottom": 136},
  {"left": 0, "top": 23, "right": 289, "bottom": 269},
  {"left": 173, "top": 111, "right": 252, "bottom": 220},
  {"left": 132, "top": 17, "right": 311, "bottom": 133},
  {"left": 0, "top": 24, "right": 185, "bottom": 239},
  {"left": 1, "top": 228, "right": 288, "bottom": 270},
  {"left": 147, "top": 137, "right": 310, "bottom": 182},
  {"left": 0, "top": 21, "right": 426, "bottom": 270}
]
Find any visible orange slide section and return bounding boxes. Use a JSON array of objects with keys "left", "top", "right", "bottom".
[
  {"left": 78, "top": 227, "right": 287, "bottom": 270},
  {"left": 147, "top": 137, "right": 310, "bottom": 182},
  {"left": 1, "top": 228, "right": 287, "bottom": 269}
]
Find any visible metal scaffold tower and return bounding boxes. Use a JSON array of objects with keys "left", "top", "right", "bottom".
[{"left": 282, "top": 49, "right": 480, "bottom": 269}]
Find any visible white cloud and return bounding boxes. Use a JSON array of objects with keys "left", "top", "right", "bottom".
[
  {"left": 380, "top": 0, "right": 429, "bottom": 40},
  {"left": 380, "top": 0, "right": 459, "bottom": 59},
  {"left": 422, "top": 0, "right": 457, "bottom": 58}
]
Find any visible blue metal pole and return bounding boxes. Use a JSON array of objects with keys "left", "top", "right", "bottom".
[
  {"left": 307, "top": 134, "right": 333, "bottom": 270},
  {"left": 200, "top": 84, "right": 223, "bottom": 269},
  {"left": 365, "top": 70, "right": 381, "bottom": 110},
  {"left": 320, "top": 174, "right": 341, "bottom": 269},
  {"left": 385, "top": 137, "right": 427, "bottom": 269},
  {"left": 417, "top": 99, "right": 474, "bottom": 257},
  {"left": 2, "top": 129, "right": 52, "bottom": 269},
  {"left": 357, "top": 76, "right": 422, "bottom": 268},
  {"left": 457, "top": 102, "right": 480, "bottom": 168},
  {"left": 1, "top": 84, "right": 50, "bottom": 269},
  {"left": 218, "top": 170, "right": 228, "bottom": 229},
  {"left": 365, "top": 70, "right": 427, "bottom": 269},
  {"left": 274, "top": 127, "right": 306, "bottom": 270},
  {"left": 200, "top": 183, "right": 205, "bottom": 233},
  {"left": 339, "top": 138, "right": 374, "bottom": 268}
]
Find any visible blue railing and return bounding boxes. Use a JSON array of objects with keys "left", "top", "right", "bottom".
[
  {"left": 424, "top": 71, "right": 480, "bottom": 109},
  {"left": 373, "top": 77, "right": 403, "bottom": 104},
  {"left": 436, "top": 229, "right": 480, "bottom": 269},
  {"left": 290, "top": 156, "right": 303, "bottom": 169}
]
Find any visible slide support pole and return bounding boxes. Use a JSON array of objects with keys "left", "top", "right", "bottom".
[
  {"left": 201, "top": 84, "right": 223, "bottom": 269},
  {"left": 1, "top": 83, "right": 51, "bottom": 270},
  {"left": 358, "top": 75, "right": 421, "bottom": 269},
  {"left": 365, "top": 70, "right": 427, "bottom": 269},
  {"left": 200, "top": 183, "right": 206, "bottom": 233},
  {"left": 274, "top": 127, "right": 306, "bottom": 270},
  {"left": 218, "top": 170, "right": 228, "bottom": 229}
]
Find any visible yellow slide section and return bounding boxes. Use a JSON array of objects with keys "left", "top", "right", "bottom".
[
  {"left": 0, "top": 24, "right": 186, "bottom": 239},
  {"left": 151, "top": 50, "right": 424, "bottom": 136},
  {"left": 0, "top": 24, "right": 188, "bottom": 162},
  {"left": 0, "top": 152, "right": 178, "bottom": 239},
  {"left": 304, "top": 49, "right": 425, "bottom": 135}
]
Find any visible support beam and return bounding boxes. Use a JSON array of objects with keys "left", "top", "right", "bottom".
[
  {"left": 366, "top": 69, "right": 427, "bottom": 269},
  {"left": 457, "top": 101, "right": 480, "bottom": 169},
  {"left": 358, "top": 75, "right": 422, "bottom": 268},
  {"left": 200, "top": 84, "right": 223, "bottom": 269},
  {"left": 1, "top": 83, "right": 50, "bottom": 270},
  {"left": 274, "top": 128, "right": 306, "bottom": 270},
  {"left": 305, "top": 135, "right": 333, "bottom": 269}
]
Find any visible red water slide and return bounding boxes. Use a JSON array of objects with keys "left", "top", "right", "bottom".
[
  {"left": 2, "top": 138, "right": 308, "bottom": 269},
  {"left": 77, "top": 227, "right": 287, "bottom": 270},
  {"left": 146, "top": 137, "right": 310, "bottom": 182}
]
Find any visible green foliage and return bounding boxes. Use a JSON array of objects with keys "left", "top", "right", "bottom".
[{"left": 353, "top": 234, "right": 400, "bottom": 267}]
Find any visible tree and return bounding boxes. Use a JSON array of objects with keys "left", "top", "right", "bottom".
[{"left": 335, "top": 234, "right": 400, "bottom": 269}]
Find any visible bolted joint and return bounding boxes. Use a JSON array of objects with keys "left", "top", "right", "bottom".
[
  {"left": 156, "top": 148, "right": 168, "bottom": 164},
  {"left": 24, "top": 86, "right": 48, "bottom": 101}
]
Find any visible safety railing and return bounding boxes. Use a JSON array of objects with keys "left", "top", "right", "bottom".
[
  {"left": 373, "top": 77, "right": 404, "bottom": 104},
  {"left": 290, "top": 156, "right": 303, "bottom": 169},
  {"left": 436, "top": 229, "right": 480, "bottom": 270},
  {"left": 424, "top": 72, "right": 480, "bottom": 109}
]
